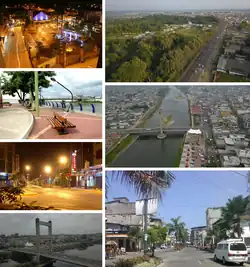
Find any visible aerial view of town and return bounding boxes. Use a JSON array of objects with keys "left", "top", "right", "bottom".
[
  {"left": 106, "top": 85, "right": 250, "bottom": 168},
  {"left": 0, "top": 2, "right": 102, "bottom": 68},
  {"left": 105, "top": 170, "right": 250, "bottom": 267},
  {"left": 0, "top": 213, "right": 102, "bottom": 267},
  {"left": 106, "top": 5, "right": 250, "bottom": 82}
]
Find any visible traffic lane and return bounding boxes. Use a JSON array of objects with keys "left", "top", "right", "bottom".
[
  {"left": 21, "top": 185, "right": 102, "bottom": 210},
  {"left": 162, "top": 248, "right": 219, "bottom": 267},
  {"left": 15, "top": 27, "right": 32, "bottom": 68},
  {"left": 4, "top": 32, "right": 19, "bottom": 68}
]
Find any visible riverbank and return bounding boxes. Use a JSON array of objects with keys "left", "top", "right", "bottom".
[{"left": 106, "top": 135, "right": 137, "bottom": 166}]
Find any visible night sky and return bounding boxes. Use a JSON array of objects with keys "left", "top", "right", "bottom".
[{"left": 15, "top": 142, "right": 99, "bottom": 178}]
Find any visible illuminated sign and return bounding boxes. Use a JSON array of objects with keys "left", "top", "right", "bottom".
[
  {"left": 71, "top": 150, "right": 77, "bottom": 172},
  {"left": 33, "top": 12, "right": 49, "bottom": 21}
]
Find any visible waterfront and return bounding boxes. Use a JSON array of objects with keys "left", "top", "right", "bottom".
[
  {"left": 110, "top": 87, "right": 190, "bottom": 167},
  {"left": 1, "top": 245, "right": 102, "bottom": 267}
]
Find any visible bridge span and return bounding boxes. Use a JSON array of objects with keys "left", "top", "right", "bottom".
[
  {"left": 107, "top": 127, "right": 190, "bottom": 136},
  {"left": 9, "top": 248, "right": 99, "bottom": 267}
]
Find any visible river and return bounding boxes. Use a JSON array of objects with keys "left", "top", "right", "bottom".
[
  {"left": 111, "top": 86, "right": 190, "bottom": 167},
  {"left": 1, "top": 245, "right": 102, "bottom": 267}
]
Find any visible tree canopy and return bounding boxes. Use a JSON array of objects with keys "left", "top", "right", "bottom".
[
  {"left": 1, "top": 71, "right": 56, "bottom": 102},
  {"left": 106, "top": 14, "right": 219, "bottom": 82}
]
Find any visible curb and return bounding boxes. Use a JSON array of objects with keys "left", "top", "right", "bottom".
[{"left": 22, "top": 110, "right": 35, "bottom": 139}]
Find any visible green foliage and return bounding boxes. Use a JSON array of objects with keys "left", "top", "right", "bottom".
[
  {"left": 2, "top": 71, "right": 56, "bottom": 102},
  {"left": 0, "top": 186, "right": 23, "bottom": 204},
  {"left": 113, "top": 256, "right": 160, "bottom": 267},
  {"left": 210, "top": 195, "right": 249, "bottom": 245},
  {"left": 106, "top": 14, "right": 218, "bottom": 82},
  {"left": 148, "top": 225, "right": 168, "bottom": 244},
  {"left": 168, "top": 216, "right": 188, "bottom": 243}
]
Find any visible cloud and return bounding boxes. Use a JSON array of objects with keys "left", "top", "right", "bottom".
[{"left": 0, "top": 214, "right": 102, "bottom": 235}]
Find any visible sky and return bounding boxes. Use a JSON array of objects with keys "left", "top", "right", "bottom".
[
  {"left": 0, "top": 70, "right": 102, "bottom": 100},
  {"left": 107, "top": 170, "right": 249, "bottom": 229},
  {"left": 0, "top": 214, "right": 102, "bottom": 235},
  {"left": 106, "top": 0, "right": 250, "bottom": 11}
]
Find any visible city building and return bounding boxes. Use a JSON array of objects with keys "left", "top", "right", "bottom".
[
  {"left": 190, "top": 226, "right": 207, "bottom": 246},
  {"left": 206, "top": 207, "right": 222, "bottom": 229}
]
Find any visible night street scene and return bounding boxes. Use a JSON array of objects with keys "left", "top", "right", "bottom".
[
  {"left": 0, "top": 142, "right": 102, "bottom": 210},
  {"left": 0, "top": 71, "right": 102, "bottom": 139},
  {"left": 105, "top": 170, "right": 250, "bottom": 267},
  {"left": 0, "top": 213, "right": 102, "bottom": 267},
  {"left": 0, "top": 1, "right": 102, "bottom": 68}
]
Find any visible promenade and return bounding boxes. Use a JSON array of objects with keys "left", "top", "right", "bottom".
[{"left": 0, "top": 104, "right": 102, "bottom": 139}]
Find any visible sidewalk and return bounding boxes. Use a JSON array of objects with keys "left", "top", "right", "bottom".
[
  {"left": 0, "top": 104, "right": 34, "bottom": 139},
  {"left": 28, "top": 107, "right": 102, "bottom": 139}
]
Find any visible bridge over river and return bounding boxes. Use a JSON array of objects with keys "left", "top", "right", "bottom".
[{"left": 107, "top": 127, "right": 190, "bottom": 136}]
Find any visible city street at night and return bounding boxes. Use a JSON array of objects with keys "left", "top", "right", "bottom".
[
  {"left": 21, "top": 184, "right": 102, "bottom": 210},
  {"left": 3, "top": 26, "right": 32, "bottom": 68},
  {"left": 0, "top": 142, "right": 102, "bottom": 210},
  {"left": 0, "top": 2, "right": 102, "bottom": 68}
]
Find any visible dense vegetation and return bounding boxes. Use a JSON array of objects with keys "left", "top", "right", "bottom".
[{"left": 106, "top": 14, "right": 219, "bottom": 82}]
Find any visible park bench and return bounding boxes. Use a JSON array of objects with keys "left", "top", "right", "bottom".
[{"left": 47, "top": 112, "right": 76, "bottom": 134}]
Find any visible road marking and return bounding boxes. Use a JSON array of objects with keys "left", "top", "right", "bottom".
[
  {"left": 197, "top": 260, "right": 202, "bottom": 264},
  {"left": 15, "top": 28, "right": 21, "bottom": 68},
  {"left": 29, "top": 125, "right": 52, "bottom": 139}
]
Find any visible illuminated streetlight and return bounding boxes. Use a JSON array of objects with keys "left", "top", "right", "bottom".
[
  {"left": 44, "top": 165, "right": 52, "bottom": 174},
  {"left": 25, "top": 165, "right": 31, "bottom": 171},
  {"left": 59, "top": 156, "right": 67, "bottom": 165}
]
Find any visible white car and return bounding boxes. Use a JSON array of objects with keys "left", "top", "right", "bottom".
[
  {"left": 214, "top": 239, "right": 248, "bottom": 265},
  {"left": 160, "top": 244, "right": 167, "bottom": 249}
]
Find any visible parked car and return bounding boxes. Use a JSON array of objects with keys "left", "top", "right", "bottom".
[
  {"left": 214, "top": 239, "right": 248, "bottom": 265},
  {"left": 160, "top": 244, "right": 167, "bottom": 249}
]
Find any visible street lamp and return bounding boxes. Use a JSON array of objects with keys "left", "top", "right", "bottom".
[
  {"left": 25, "top": 165, "right": 31, "bottom": 171},
  {"left": 59, "top": 156, "right": 67, "bottom": 165},
  {"left": 44, "top": 165, "right": 52, "bottom": 174},
  {"left": 50, "top": 77, "right": 74, "bottom": 112}
]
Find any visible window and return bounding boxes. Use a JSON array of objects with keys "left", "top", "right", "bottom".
[{"left": 230, "top": 243, "right": 247, "bottom": 251}]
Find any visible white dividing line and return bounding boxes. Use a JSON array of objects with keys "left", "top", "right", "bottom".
[
  {"left": 197, "top": 260, "right": 202, "bottom": 265},
  {"left": 15, "top": 28, "right": 21, "bottom": 68},
  {"left": 29, "top": 125, "right": 52, "bottom": 139}
]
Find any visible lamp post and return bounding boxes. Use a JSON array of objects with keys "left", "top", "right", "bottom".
[
  {"left": 34, "top": 71, "right": 40, "bottom": 116},
  {"left": 58, "top": 155, "right": 67, "bottom": 175},
  {"left": 50, "top": 77, "right": 74, "bottom": 112},
  {"left": 25, "top": 165, "right": 31, "bottom": 181}
]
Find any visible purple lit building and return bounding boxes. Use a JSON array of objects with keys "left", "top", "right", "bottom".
[{"left": 33, "top": 11, "right": 49, "bottom": 21}]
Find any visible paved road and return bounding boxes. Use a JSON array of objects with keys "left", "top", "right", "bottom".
[
  {"left": 179, "top": 21, "right": 226, "bottom": 82},
  {"left": 21, "top": 184, "right": 102, "bottom": 210},
  {"left": 161, "top": 247, "right": 249, "bottom": 267},
  {"left": 3, "top": 26, "right": 32, "bottom": 68}
]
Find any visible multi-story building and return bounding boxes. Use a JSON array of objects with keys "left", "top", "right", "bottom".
[
  {"left": 190, "top": 226, "right": 207, "bottom": 246},
  {"left": 206, "top": 207, "right": 222, "bottom": 229}
]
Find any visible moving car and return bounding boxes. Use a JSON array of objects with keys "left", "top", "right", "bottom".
[{"left": 214, "top": 239, "right": 248, "bottom": 265}]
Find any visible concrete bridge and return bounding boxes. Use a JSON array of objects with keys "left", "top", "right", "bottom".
[
  {"left": 107, "top": 127, "right": 190, "bottom": 136},
  {"left": 9, "top": 248, "right": 99, "bottom": 267},
  {"left": 8, "top": 218, "right": 100, "bottom": 267}
]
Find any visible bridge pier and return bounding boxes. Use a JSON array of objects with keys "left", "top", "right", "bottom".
[{"left": 157, "top": 109, "right": 167, "bottom": 139}]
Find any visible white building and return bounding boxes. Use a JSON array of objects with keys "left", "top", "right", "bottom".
[{"left": 206, "top": 208, "right": 222, "bottom": 229}]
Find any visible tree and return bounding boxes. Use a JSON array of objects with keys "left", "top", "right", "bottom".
[
  {"left": 2, "top": 71, "right": 56, "bottom": 103},
  {"left": 106, "top": 171, "right": 175, "bottom": 200},
  {"left": 168, "top": 216, "right": 186, "bottom": 242},
  {"left": 220, "top": 195, "right": 249, "bottom": 238},
  {"left": 129, "top": 226, "right": 143, "bottom": 250},
  {"left": 112, "top": 57, "right": 148, "bottom": 82}
]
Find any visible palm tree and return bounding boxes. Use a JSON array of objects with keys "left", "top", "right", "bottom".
[
  {"left": 221, "top": 195, "right": 249, "bottom": 238},
  {"left": 168, "top": 216, "right": 186, "bottom": 243},
  {"left": 106, "top": 171, "right": 175, "bottom": 200}
]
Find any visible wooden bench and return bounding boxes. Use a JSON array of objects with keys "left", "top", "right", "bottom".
[{"left": 47, "top": 112, "right": 76, "bottom": 134}]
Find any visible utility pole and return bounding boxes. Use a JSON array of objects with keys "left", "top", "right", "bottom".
[
  {"left": 143, "top": 198, "right": 148, "bottom": 255},
  {"left": 34, "top": 71, "right": 39, "bottom": 117}
]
